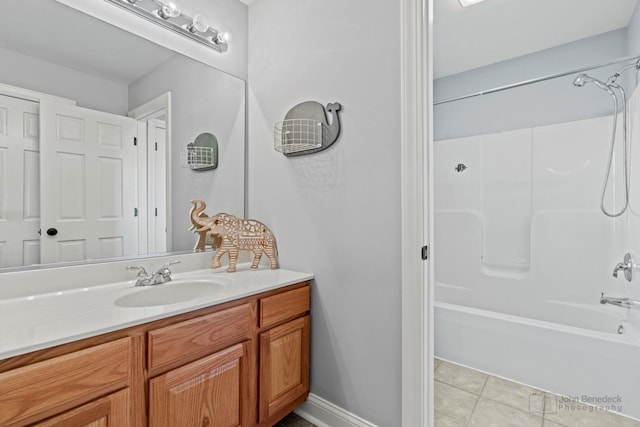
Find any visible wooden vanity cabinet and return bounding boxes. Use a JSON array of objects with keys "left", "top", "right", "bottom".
[
  {"left": 0, "top": 281, "right": 310, "bottom": 427},
  {"left": 258, "top": 286, "right": 311, "bottom": 426},
  {"left": 146, "top": 302, "right": 255, "bottom": 427}
]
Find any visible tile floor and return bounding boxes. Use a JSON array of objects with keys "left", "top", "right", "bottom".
[
  {"left": 434, "top": 358, "right": 640, "bottom": 427},
  {"left": 275, "top": 412, "right": 316, "bottom": 427}
]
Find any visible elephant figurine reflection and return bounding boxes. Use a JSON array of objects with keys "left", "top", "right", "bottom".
[
  {"left": 188, "top": 208, "right": 221, "bottom": 253},
  {"left": 190, "top": 200, "right": 278, "bottom": 272}
]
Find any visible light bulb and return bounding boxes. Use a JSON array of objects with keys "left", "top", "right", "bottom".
[
  {"left": 158, "top": 1, "right": 181, "bottom": 19},
  {"left": 188, "top": 14, "right": 209, "bottom": 33},
  {"left": 214, "top": 31, "right": 231, "bottom": 44}
]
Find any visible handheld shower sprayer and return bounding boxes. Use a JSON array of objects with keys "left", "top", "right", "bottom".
[
  {"left": 572, "top": 74, "right": 615, "bottom": 95},
  {"left": 572, "top": 71, "right": 629, "bottom": 217}
]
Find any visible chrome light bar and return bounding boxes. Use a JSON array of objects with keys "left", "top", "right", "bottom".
[{"left": 104, "top": 0, "right": 229, "bottom": 53}]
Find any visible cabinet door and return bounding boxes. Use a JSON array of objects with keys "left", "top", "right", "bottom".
[
  {"left": 259, "top": 315, "right": 310, "bottom": 421},
  {"left": 149, "top": 342, "right": 251, "bottom": 427},
  {"left": 33, "top": 388, "right": 129, "bottom": 427}
]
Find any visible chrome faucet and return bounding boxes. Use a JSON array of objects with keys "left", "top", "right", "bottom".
[
  {"left": 612, "top": 253, "right": 634, "bottom": 282},
  {"left": 126, "top": 261, "right": 180, "bottom": 286},
  {"left": 600, "top": 293, "right": 640, "bottom": 309}
]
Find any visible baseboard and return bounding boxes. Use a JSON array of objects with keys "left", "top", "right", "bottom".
[{"left": 294, "top": 393, "right": 379, "bottom": 427}]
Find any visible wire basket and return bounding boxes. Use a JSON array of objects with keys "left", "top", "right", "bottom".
[
  {"left": 274, "top": 118, "right": 323, "bottom": 154},
  {"left": 181, "top": 145, "right": 218, "bottom": 170}
]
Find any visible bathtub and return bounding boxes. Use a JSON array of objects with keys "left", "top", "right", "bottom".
[{"left": 435, "top": 300, "right": 640, "bottom": 420}]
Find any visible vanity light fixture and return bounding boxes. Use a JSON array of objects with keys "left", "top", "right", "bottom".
[
  {"left": 458, "top": 0, "right": 486, "bottom": 7},
  {"left": 104, "top": 0, "right": 229, "bottom": 53}
]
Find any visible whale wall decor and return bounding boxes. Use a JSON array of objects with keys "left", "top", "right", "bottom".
[{"left": 274, "top": 100, "right": 342, "bottom": 156}]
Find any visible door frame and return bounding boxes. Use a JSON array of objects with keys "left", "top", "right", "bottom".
[
  {"left": 400, "top": 0, "right": 433, "bottom": 426},
  {"left": 129, "top": 92, "right": 172, "bottom": 254},
  {"left": 0, "top": 83, "right": 75, "bottom": 106}
]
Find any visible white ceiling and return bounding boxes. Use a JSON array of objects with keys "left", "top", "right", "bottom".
[
  {"left": 434, "top": 0, "right": 639, "bottom": 79},
  {"left": 0, "top": 0, "right": 175, "bottom": 85}
]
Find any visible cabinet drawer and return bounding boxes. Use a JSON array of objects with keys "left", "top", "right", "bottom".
[
  {"left": 0, "top": 338, "right": 131, "bottom": 426},
  {"left": 148, "top": 303, "right": 252, "bottom": 371},
  {"left": 260, "top": 285, "right": 310, "bottom": 328}
]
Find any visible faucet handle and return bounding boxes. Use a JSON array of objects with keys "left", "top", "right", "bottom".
[
  {"left": 126, "top": 266, "right": 148, "bottom": 277},
  {"left": 157, "top": 260, "right": 181, "bottom": 280},
  {"left": 160, "top": 260, "right": 180, "bottom": 273}
]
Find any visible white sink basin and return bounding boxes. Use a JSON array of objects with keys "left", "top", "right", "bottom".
[{"left": 114, "top": 280, "right": 226, "bottom": 307}]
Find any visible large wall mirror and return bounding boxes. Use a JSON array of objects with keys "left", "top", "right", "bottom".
[{"left": 0, "top": 0, "right": 246, "bottom": 270}]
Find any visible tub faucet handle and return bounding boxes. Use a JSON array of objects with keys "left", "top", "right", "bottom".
[
  {"left": 613, "top": 263, "right": 624, "bottom": 278},
  {"left": 612, "top": 253, "right": 634, "bottom": 282}
]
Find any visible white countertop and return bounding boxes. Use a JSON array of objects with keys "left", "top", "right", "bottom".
[{"left": 0, "top": 265, "right": 313, "bottom": 360}]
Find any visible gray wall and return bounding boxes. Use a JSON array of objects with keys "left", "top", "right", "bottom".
[
  {"left": 179, "top": 0, "right": 248, "bottom": 80},
  {"left": 434, "top": 29, "right": 630, "bottom": 141},
  {"left": 129, "top": 55, "right": 246, "bottom": 253},
  {"left": 628, "top": 0, "right": 640, "bottom": 91},
  {"left": 248, "top": 0, "right": 401, "bottom": 425},
  {"left": 628, "top": 1, "right": 640, "bottom": 58},
  {"left": 0, "top": 47, "right": 128, "bottom": 115}
]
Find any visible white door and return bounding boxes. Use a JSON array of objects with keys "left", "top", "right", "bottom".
[
  {"left": 148, "top": 119, "right": 167, "bottom": 253},
  {"left": 39, "top": 100, "right": 138, "bottom": 264},
  {"left": 0, "top": 95, "right": 40, "bottom": 267}
]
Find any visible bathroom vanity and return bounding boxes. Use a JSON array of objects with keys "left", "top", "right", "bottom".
[{"left": 0, "top": 265, "right": 312, "bottom": 427}]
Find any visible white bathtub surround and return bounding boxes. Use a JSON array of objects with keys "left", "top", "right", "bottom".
[
  {"left": 435, "top": 303, "right": 640, "bottom": 420},
  {"left": 435, "top": 85, "right": 640, "bottom": 419},
  {"left": 0, "top": 253, "right": 312, "bottom": 359},
  {"left": 435, "top": 84, "right": 640, "bottom": 321},
  {"left": 434, "top": 358, "right": 640, "bottom": 427}
]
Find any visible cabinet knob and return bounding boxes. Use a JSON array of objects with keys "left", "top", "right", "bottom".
[{"left": 46, "top": 228, "right": 58, "bottom": 236}]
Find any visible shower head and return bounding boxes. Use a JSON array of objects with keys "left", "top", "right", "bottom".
[
  {"left": 573, "top": 74, "right": 591, "bottom": 87},
  {"left": 573, "top": 74, "right": 614, "bottom": 95}
]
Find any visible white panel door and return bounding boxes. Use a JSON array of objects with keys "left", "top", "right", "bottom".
[
  {"left": 0, "top": 95, "right": 40, "bottom": 268},
  {"left": 39, "top": 100, "right": 138, "bottom": 264}
]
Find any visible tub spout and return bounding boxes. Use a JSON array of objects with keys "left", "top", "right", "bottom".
[{"left": 600, "top": 293, "right": 640, "bottom": 309}]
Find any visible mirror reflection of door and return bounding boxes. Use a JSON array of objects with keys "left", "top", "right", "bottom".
[
  {"left": 128, "top": 93, "right": 171, "bottom": 256},
  {"left": 0, "top": 94, "right": 40, "bottom": 267},
  {"left": 39, "top": 100, "right": 138, "bottom": 264},
  {"left": 147, "top": 118, "right": 167, "bottom": 254},
  {"left": 0, "top": 86, "right": 173, "bottom": 268}
]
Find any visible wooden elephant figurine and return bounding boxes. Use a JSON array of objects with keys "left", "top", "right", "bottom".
[{"left": 190, "top": 200, "right": 278, "bottom": 272}]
